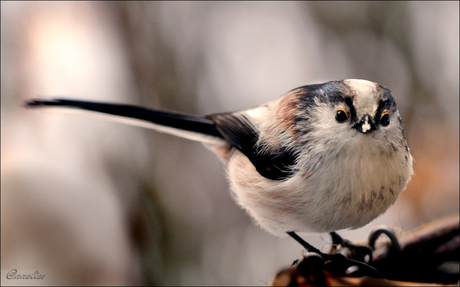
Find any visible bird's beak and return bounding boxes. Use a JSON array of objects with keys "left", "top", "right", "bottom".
[{"left": 352, "top": 114, "right": 376, "bottom": 134}]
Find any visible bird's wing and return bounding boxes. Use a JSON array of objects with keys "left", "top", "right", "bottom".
[
  {"left": 25, "top": 98, "right": 225, "bottom": 144},
  {"left": 206, "top": 112, "right": 297, "bottom": 181}
]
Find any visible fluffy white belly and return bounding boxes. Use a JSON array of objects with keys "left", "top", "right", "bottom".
[{"left": 226, "top": 143, "right": 411, "bottom": 237}]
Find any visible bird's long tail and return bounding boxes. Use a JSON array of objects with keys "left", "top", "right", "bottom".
[{"left": 25, "top": 98, "right": 225, "bottom": 144}]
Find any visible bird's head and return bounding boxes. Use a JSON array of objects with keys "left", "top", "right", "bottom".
[
  {"left": 335, "top": 79, "right": 397, "bottom": 135},
  {"left": 277, "top": 79, "right": 403, "bottom": 144}
]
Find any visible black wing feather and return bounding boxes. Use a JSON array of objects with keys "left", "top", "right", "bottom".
[{"left": 206, "top": 113, "right": 297, "bottom": 181}]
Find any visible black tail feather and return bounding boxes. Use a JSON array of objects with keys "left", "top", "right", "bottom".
[{"left": 25, "top": 98, "right": 224, "bottom": 139}]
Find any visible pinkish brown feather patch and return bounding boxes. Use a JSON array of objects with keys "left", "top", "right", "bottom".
[{"left": 275, "top": 89, "right": 305, "bottom": 138}]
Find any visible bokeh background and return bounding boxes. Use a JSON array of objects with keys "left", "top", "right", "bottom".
[{"left": 1, "top": 2, "right": 458, "bottom": 285}]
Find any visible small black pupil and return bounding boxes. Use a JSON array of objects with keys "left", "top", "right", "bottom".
[
  {"left": 381, "top": 114, "right": 390, "bottom": 126},
  {"left": 336, "top": 110, "right": 347, "bottom": 122}
]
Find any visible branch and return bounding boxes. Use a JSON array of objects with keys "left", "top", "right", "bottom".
[{"left": 270, "top": 214, "right": 459, "bottom": 286}]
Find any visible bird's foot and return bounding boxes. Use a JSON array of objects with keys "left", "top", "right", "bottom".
[
  {"left": 329, "top": 231, "right": 373, "bottom": 263},
  {"left": 287, "top": 231, "right": 383, "bottom": 279}
]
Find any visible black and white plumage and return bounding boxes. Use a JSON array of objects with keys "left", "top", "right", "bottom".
[{"left": 25, "top": 79, "right": 413, "bottom": 237}]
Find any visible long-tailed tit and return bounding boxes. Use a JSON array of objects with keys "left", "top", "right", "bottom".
[{"left": 25, "top": 79, "right": 413, "bottom": 256}]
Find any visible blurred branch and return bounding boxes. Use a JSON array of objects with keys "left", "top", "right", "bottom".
[
  {"left": 107, "top": 2, "right": 204, "bottom": 112},
  {"left": 102, "top": 2, "right": 208, "bottom": 285}
]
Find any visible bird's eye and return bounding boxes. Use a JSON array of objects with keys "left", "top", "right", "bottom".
[
  {"left": 380, "top": 112, "right": 390, "bottom": 126},
  {"left": 336, "top": 108, "right": 348, "bottom": 123}
]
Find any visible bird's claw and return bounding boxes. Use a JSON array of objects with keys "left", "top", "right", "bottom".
[
  {"left": 288, "top": 231, "right": 385, "bottom": 281},
  {"left": 330, "top": 231, "right": 374, "bottom": 263},
  {"left": 294, "top": 251, "right": 384, "bottom": 284}
]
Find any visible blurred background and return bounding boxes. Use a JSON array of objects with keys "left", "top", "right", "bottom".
[{"left": 1, "top": 1, "right": 458, "bottom": 285}]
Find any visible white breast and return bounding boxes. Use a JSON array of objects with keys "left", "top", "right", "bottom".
[{"left": 225, "top": 131, "right": 412, "bottom": 237}]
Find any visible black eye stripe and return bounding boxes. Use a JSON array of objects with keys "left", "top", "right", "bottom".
[
  {"left": 376, "top": 99, "right": 392, "bottom": 117},
  {"left": 344, "top": 97, "right": 357, "bottom": 122}
]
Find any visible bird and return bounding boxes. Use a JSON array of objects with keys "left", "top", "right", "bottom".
[{"left": 25, "top": 79, "right": 413, "bottom": 259}]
